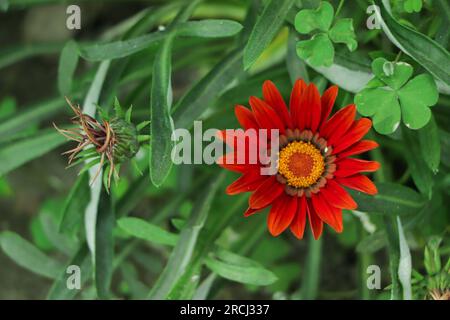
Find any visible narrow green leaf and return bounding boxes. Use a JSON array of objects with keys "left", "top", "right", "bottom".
[
  {"left": 307, "top": 52, "right": 373, "bottom": 93},
  {"left": 0, "top": 231, "right": 63, "bottom": 279},
  {"left": 117, "top": 217, "right": 178, "bottom": 246},
  {"left": 397, "top": 216, "right": 412, "bottom": 300},
  {"left": 0, "top": 129, "right": 65, "bottom": 177},
  {"left": 376, "top": 0, "right": 450, "bottom": 87},
  {"left": 172, "top": 49, "right": 244, "bottom": 129},
  {"left": 58, "top": 40, "right": 79, "bottom": 96},
  {"left": 82, "top": 60, "right": 110, "bottom": 259},
  {"left": 356, "top": 230, "right": 387, "bottom": 253},
  {"left": 417, "top": 115, "right": 441, "bottom": 173},
  {"left": 402, "top": 127, "right": 434, "bottom": 198},
  {"left": 59, "top": 172, "right": 90, "bottom": 232},
  {"left": 149, "top": 174, "right": 225, "bottom": 299},
  {"left": 149, "top": 33, "right": 175, "bottom": 187},
  {"left": 95, "top": 189, "right": 115, "bottom": 299},
  {"left": 243, "top": 0, "right": 295, "bottom": 69},
  {"left": 350, "top": 182, "right": 426, "bottom": 215},
  {"left": 79, "top": 32, "right": 166, "bottom": 61},
  {"left": 205, "top": 256, "right": 277, "bottom": 286},
  {"left": 47, "top": 244, "right": 92, "bottom": 299},
  {"left": 0, "top": 42, "right": 63, "bottom": 70},
  {"left": 0, "top": 97, "right": 66, "bottom": 141},
  {"left": 177, "top": 19, "right": 243, "bottom": 38}
]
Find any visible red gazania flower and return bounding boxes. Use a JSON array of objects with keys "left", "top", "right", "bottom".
[{"left": 218, "top": 80, "right": 380, "bottom": 239}]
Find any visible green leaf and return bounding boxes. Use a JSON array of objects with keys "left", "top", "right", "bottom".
[
  {"left": 371, "top": 57, "right": 413, "bottom": 90},
  {"left": 0, "top": 42, "right": 63, "bottom": 70},
  {"left": 0, "top": 96, "right": 16, "bottom": 120},
  {"left": 47, "top": 244, "right": 92, "bottom": 299},
  {"left": 0, "top": 231, "right": 63, "bottom": 279},
  {"left": 58, "top": 40, "right": 79, "bottom": 96},
  {"left": 177, "top": 19, "right": 243, "bottom": 38},
  {"left": 296, "top": 33, "right": 334, "bottom": 67},
  {"left": 95, "top": 189, "right": 115, "bottom": 299},
  {"left": 403, "top": 0, "right": 422, "bottom": 13},
  {"left": 355, "top": 58, "right": 438, "bottom": 134},
  {"left": 286, "top": 28, "right": 309, "bottom": 83},
  {"left": 376, "top": 0, "right": 450, "bottom": 87},
  {"left": 205, "top": 256, "right": 277, "bottom": 286},
  {"left": 150, "top": 33, "right": 175, "bottom": 187},
  {"left": 81, "top": 60, "right": 110, "bottom": 271},
  {"left": 59, "top": 172, "right": 90, "bottom": 232},
  {"left": 0, "top": 97, "right": 65, "bottom": 142},
  {"left": 215, "top": 248, "right": 262, "bottom": 268},
  {"left": 0, "top": 129, "right": 65, "bottom": 177},
  {"left": 243, "top": 0, "right": 295, "bottom": 70},
  {"left": 79, "top": 32, "right": 166, "bottom": 61},
  {"left": 417, "top": 115, "right": 440, "bottom": 173},
  {"left": 294, "top": 1, "right": 334, "bottom": 34},
  {"left": 355, "top": 87, "right": 401, "bottom": 134},
  {"left": 117, "top": 217, "right": 178, "bottom": 246},
  {"left": 350, "top": 182, "right": 426, "bottom": 215},
  {"left": 398, "top": 74, "right": 438, "bottom": 129},
  {"left": 402, "top": 128, "right": 435, "bottom": 198},
  {"left": 172, "top": 49, "right": 244, "bottom": 129},
  {"left": 356, "top": 230, "right": 387, "bottom": 253},
  {"left": 307, "top": 52, "right": 373, "bottom": 93},
  {"left": 149, "top": 174, "right": 225, "bottom": 299},
  {"left": 329, "top": 18, "right": 357, "bottom": 51}
]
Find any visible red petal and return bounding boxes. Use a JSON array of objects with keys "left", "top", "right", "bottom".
[
  {"left": 335, "top": 175, "right": 378, "bottom": 195},
  {"left": 290, "top": 79, "right": 307, "bottom": 129},
  {"left": 320, "top": 85, "right": 338, "bottom": 126},
  {"left": 311, "top": 193, "right": 343, "bottom": 233},
  {"left": 249, "top": 176, "right": 284, "bottom": 209},
  {"left": 226, "top": 170, "right": 266, "bottom": 195},
  {"left": 320, "top": 104, "right": 356, "bottom": 145},
  {"left": 263, "top": 80, "right": 292, "bottom": 128},
  {"left": 217, "top": 154, "right": 248, "bottom": 173},
  {"left": 320, "top": 179, "right": 357, "bottom": 210},
  {"left": 337, "top": 140, "right": 379, "bottom": 158},
  {"left": 300, "top": 83, "right": 322, "bottom": 133},
  {"left": 244, "top": 206, "right": 268, "bottom": 217},
  {"left": 333, "top": 118, "right": 372, "bottom": 154},
  {"left": 306, "top": 198, "right": 323, "bottom": 240},
  {"left": 267, "top": 194, "right": 297, "bottom": 236},
  {"left": 290, "top": 196, "right": 307, "bottom": 239},
  {"left": 235, "top": 105, "right": 259, "bottom": 130},
  {"left": 335, "top": 158, "right": 380, "bottom": 177},
  {"left": 249, "top": 96, "right": 285, "bottom": 134}
]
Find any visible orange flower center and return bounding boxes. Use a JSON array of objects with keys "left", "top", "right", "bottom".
[{"left": 278, "top": 141, "right": 325, "bottom": 188}]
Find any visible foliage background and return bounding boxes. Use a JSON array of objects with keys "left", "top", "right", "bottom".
[{"left": 0, "top": 0, "right": 448, "bottom": 300}]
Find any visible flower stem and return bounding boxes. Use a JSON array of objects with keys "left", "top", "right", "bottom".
[
  {"left": 296, "top": 231, "right": 322, "bottom": 299},
  {"left": 335, "top": 0, "right": 345, "bottom": 17}
]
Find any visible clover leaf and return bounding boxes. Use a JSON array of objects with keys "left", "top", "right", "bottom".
[
  {"left": 355, "top": 57, "right": 439, "bottom": 134},
  {"left": 296, "top": 33, "right": 334, "bottom": 67},
  {"left": 403, "top": 0, "right": 422, "bottom": 13},
  {"left": 294, "top": 1, "right": 357, "bottom": 67},
  {"left": 294, "top": 1, "right": 334, "bottom": 34}
]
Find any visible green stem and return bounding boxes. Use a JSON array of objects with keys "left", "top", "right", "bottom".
[
  {"left": 335, "top": 0, "right": 345, "bottom": 17},
  {"left": 298, "top": 231, "right": 322, "bottom": 299},
  {"left": 358, "top": 225, "right": 372, "bottom": 300},
  {"left": 369, "top": 137, "right": 402, "bottom": 299}
]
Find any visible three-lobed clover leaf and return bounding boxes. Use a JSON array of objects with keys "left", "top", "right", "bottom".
[
  {"left": 294, "top": 1, "right": 357, "bottom": 67},
  {"left": 355, "top": 57, "right": 439, "bottom": 134}
]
